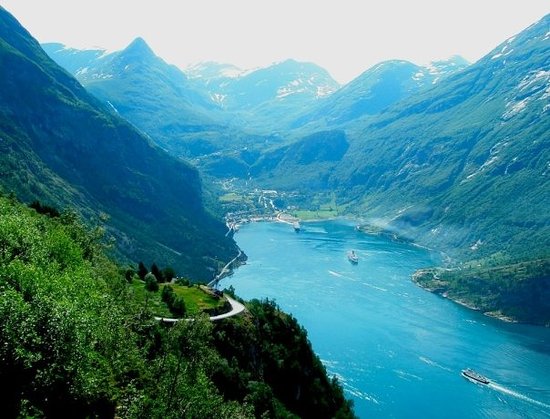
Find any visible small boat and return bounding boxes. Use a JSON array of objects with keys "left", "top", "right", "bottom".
[
  {"left": 461, "top": 368, "right": 490, "bottom": 385},
  {"left": 347, "top": 250, "right": 359, "bottom": 264},
  {"left": 293, "top": 221, "right": 301, "bottom": 232}
]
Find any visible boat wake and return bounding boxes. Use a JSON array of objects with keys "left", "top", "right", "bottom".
[
  {"left": 328, "top": 270, "right": 344, "bottom": 278},
  {"left": 328, "top": 270, "right": 358, "bottom": 282},
  {"left": 488, "top": 382, "right": 550, "bottom": 410},
  {"left": 418, "top": 356, "right": 452, "bottom": 372},
  {"left": 362, "top": 282, "right": 387, "bottom": 292},
  {"left": 341, "top": 381, "right": 381, "bottom": 405}
]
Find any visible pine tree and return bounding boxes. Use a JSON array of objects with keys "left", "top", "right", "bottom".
[
  {"left": 151, "top": 263, "right": 163, "bottom": 283},
  {"left": 138, "top": 261, "right": 148, "bottom": 280}
]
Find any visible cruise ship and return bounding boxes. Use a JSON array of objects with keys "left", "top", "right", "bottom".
[
  {"left": 347, "top": 250, "right": 359, "bottom": 264},
  {"left": 461, "top": 368, "right": 490, "bottom": 385}
]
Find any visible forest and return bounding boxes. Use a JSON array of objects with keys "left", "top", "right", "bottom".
[{"left": 0, "top": 193, "right": 355, "bottom": 418}]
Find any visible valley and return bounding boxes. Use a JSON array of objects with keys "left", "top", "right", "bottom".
[
  {"left": 26, "top": 11, "right": 550, "bottom": 325},
  {"left": 0, "top": 3, "right": 548, "bottom": 417}
]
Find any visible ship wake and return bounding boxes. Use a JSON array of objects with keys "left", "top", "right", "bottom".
[{"left": 488, "top": 382, "right": 550, "bottom": 410}]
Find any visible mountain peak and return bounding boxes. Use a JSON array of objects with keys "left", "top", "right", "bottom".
[{"left": 123, "top": 37, "right": 154, "bottom": 56}]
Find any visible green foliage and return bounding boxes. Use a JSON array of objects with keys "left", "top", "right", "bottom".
[
  {"left": 1, "top": 195, "right": 353, "bottom": 417},
  {"left": 0, "top": 9, "right": 241, "bottom": 281},
  {"left": 0, "top": 195, "right": 143, "bottom": 417},
  {"left": 138, "top": 261, "right": 148, "bottom": 280},
  {"left": 144, "top": 272, "right": 159, "bottom": 292},
  {"left": 170, "top": 297, "right": 187, "bottom": 317},
  {"left": 175, "top": 277, "right": 191, "bottom": 286},
  {"left": 414, "top": 258, "right": 550, "bottom": 325},
  {"left": 211, "top": 298, "right": 356, "bottom": 418},
  {"left": 160, "top": 285, "right": 187, "bottom": 317},
  {"left": 130, "top": 281, "right": 226, "bottom": 318}
]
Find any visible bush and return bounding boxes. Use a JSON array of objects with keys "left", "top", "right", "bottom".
[
  {"left": 170, "top": 297, "right": 187, "bottom": 316},
  {"left": 144, "top": 273, "right": 158, "bottom": 292},
  {"left": 161, "top": 285, "right": 175, "bottom": 305},
  {"left": 175, "top": 277, "right": 190, "bottom": 286},
  {"left": 125, "top": 268, "right": 134, "bottom": 283}
]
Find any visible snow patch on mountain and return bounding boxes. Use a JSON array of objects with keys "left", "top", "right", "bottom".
[
  {"left": 210, "top": 93, "right": 226, "bottom": 105},
  {"left": 503, "top": 98, "right": 529, "bottom": 119},
  {"left": 463, "top": 141, "right": 509, "bottom": 182},
  {"left": 76, "top": 67, "right": 89, "bottom": 76},
  {"left": 502, "top": 70, "right": 550, "bottom": 120},
  {"left": 185, "top": 62, "right": 251, "bottom": 80},
  {"left": 275, "top": 76, "right": 337, "bottom": 99}
]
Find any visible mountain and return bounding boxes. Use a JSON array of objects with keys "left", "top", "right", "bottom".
[
  {"left": 290, "top": 56, "right": 469, "bottom": 129},
  {"left": 251, "top": 15, "right": 550, "bottom": 322},
  {"left": 0, "top": 195, "right": 355, "bottom": 417},
  {"left": 186, "top": 59, "right": 340, "bottom": 131},
  {"left": 218, "top": 59, "right": 339, "bottom": 109},
  {"left": 0, "top": 6, "right": 239, "bottom": 279},
  {"left": 185, "top": 61, "right": 250, "bottom": 89},
  {"left": 259, "top": 15, "right": 549, "bottom": 260},
  {"left": 45, "top": 43, "right": 338, "bottom": 171},
  {"left": 43, "top": 38, "right": 234, "bottom": 158},
  {"left": 41, "top": 42, "right": 108, "bottom": 74}
]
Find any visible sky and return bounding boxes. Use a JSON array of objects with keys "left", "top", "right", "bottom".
[{"left": 2, "top": 0, "right": 549, "bottom": 83}]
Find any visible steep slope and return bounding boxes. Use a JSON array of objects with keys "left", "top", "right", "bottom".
[
  {"left": 0, "top": 195, "right": 355, "bottom": 417},
  {"left": 262, "top": 15, "right": 549, "bottom": 261},
  {"left": 336, "top": 15, "right": 550, "bottom": 261},
  {"left": 251, "top": 130, "right": 350, "bottom": 190},
  {"left": 44, "top": 38, "right": 234, "bottom": 158},
  {"left": 0, "top": 6, "right": 239, "bottom": 279},
  {"left": 291, "top": 56, "right": 469, "bottom": 129},
  {"left": 249, "top": 15, "right": 550, "bottom": 322}
]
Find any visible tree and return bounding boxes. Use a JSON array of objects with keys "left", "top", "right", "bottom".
[
  {"left": 125, "top": 268, "right": 134, "bottom": 283},
  {"left": 138, "top": 262, "right": 148, "bottom": 280},
  {"left": 161, "top": 285, "right": 176, "bottom": 305},
  {"left": 170, "top": 297, "right": 186, "bottom": 317},
  {"left": 145, "top": 273, "right": 159, "bottom": 292},
  {"left": 151, "top": 263, "right": 163, "bottom": 283},
  {"left": 162, "top": 266, "right": 176, "bottom": 283}
]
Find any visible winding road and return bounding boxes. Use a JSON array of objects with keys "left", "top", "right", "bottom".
[
  {"left": 154, "top": 294, "right": 245, "bottom": 323},
  {"left": 155, "top": 252, "right": 246, "bottom": 323},
  {"left": 207, "top": 250, "right": 242, "bottom": 288}
]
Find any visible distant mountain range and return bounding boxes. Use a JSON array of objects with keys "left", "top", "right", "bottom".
[
  {"left": 256, "top": 15, "right": 549, "bottom": 262},
  {"left": 290, "top": 56, "right": 469, "bottom": 129},
  {"left": 42, "top": 38, "right": 229, "bottom": 158},
  {"left": 7, "top": 5, "right": 550, "bottom": 322},
  {"left": 0, "top": 7, "right": 239, "bottom": 279},
  {"left": 249, "top": 15, "right": 550, "bottom": 322},
  {"left": 41, "top": 17, "right": 549, "bottom": 265}
]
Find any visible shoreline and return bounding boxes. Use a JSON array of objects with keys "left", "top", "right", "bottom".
[
  {"left": 412, "top": 277, "right": 519, "bottom": 324},
  {"left": 232, "top": 217, "right": 533, "bottom": 327}
]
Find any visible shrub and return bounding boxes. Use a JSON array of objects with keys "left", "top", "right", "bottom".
[{"left": 144, "top": 273, "right": 158, "bottom": 292}]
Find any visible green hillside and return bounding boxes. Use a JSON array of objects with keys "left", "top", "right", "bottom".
[
  {"left": 249, "top": 15, "right": 550, "bottom": 323},
  {"left": 0, "top": 6, "right": 239, "bottom": 280},
  {"left": 0, "top": 194, "right": 355, "bottom": 418}
]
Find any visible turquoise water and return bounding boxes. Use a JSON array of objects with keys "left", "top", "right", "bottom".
[{"left": 225, "top": 220, "right": 550, "bottom": 418}]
